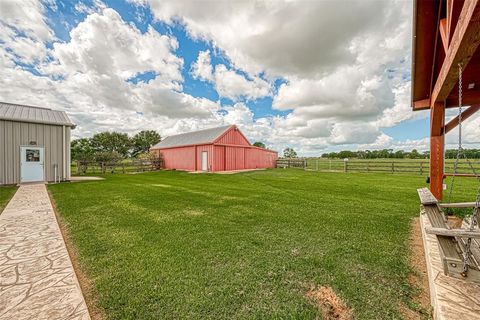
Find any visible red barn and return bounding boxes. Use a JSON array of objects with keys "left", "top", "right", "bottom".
[{"left": 150, "top": 125, "right": 278, "bottom": 172}]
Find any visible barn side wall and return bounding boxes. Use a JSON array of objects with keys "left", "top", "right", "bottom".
[
  {"left": 216, "top": 127, "right": 250, "bottom": 146},
  {"left": 224, "top": 146, "right": 245, "bottom": 170},
  {"left": 213, "top": 146, "right": 225, "bottom": 171},
  {"left": 244, "top": 148, "right": 278, "bottom": 169},
  {"left": 0, "top": 120, "right": 71, "bottom": 185},
  {"left": 158, "top": 146, "right": 196, "bottom": 171}
]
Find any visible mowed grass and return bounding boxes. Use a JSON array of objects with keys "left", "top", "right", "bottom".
[
  {"left": 0, "top": 186, "right": 17, "bottom": 212},
  {"left": 48, "top": 170, "right": 477, "bottom": 319}
]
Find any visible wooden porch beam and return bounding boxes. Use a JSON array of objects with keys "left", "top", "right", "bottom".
[
  {"left": 431, "top": 102, "right": 446, "bottom": 136},
  {"left": 444, "top": 104, "right": 480, "bottom": 133},
  {"left": 440, "top": 18, "right": 449, "bottom": 52},
  {"left": 430, "top": 0, "right": 480, "bottom": 105},
  {"left": 447, "top": 0, "right": 453, "bottom": 36},
  {"left": 413, "top": 99, "right": 431, "bottom": 110},
  {"left": 430, "top": 102, "right": 445, "bottom": 200},
  {"left": 430, "top": 135, "right": 445, "bottom": 200}
]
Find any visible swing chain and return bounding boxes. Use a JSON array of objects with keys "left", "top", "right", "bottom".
[
  {"left": 447, "top": 63, "right": 463, "bottom": 205},
  {"left": 458, "top": 62, "right": 463, "bottom": 149},
  {"left": 446, "top": 63, "right": 480, "bottom": 276}
]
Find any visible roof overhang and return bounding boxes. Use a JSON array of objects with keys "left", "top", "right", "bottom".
[{"left": 412, "top": 0, "right": 480, "bottom": 111}]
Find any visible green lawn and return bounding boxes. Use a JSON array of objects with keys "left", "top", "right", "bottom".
[
  {"left": 0, "top": 186, "right": 17, "bottom": 212},
  {"left": 48, "top": 170, "right": 477, "bottom": 319}
]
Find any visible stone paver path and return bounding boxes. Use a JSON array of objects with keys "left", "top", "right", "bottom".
[
  {"left": 0, "top": 184, "right": 90, "bottom": 320},
  {"left": 420, "top": 211, "right": 480, "bottom": 320}
]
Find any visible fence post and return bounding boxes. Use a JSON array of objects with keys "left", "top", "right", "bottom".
[
  {"left": 344, "top": 159, "right": 348, "bottom": 173},
  {"left": 367, "top": 162, "right": 369, "bottom": 172},
  {"left": 123, "top": 163, "right": 126, "bottom": 174},
  {"left": 391, "top": 162, "right": 394, "bottom": 173},
  {"left": 316, "top": 159, "right": 319, "bottom": 171},
  {"left": 420, "top": 162, "right": 423, "bottom": 175}
]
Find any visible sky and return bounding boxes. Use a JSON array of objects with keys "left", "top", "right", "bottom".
[{"left": 0, "top": 0, "right": 479, "bottom": 156}]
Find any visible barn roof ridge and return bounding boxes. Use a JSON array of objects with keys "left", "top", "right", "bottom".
[
  {"left": 151, "top": 124, "right": 235, "bottom": 149},
  {"left": 0, "top": 101, "right": 75, "bottom": 127}
]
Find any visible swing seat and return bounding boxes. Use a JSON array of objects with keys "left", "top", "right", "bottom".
[{"left": 417, "top": 188, "right": 480, "bottom": 283}]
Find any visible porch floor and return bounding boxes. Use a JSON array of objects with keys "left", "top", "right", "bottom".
[{"left": 420, "top": 211, "right": 480, "bottom": 319}]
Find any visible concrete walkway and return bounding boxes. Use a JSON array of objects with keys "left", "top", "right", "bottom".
[{"left": 0, "top": 184, "right": 90, "bottom": 320}]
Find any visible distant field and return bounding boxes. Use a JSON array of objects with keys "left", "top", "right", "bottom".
[
  {"left": 48, "top": 170, "right": 478, "bottom": 319},
  {"left": 0, "top": 186, "right": 17, "bottom": 212}
]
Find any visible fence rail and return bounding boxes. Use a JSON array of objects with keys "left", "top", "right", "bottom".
[
  {"left": 75, "top": 159, "right": 164, "bottom": 175},
  {"left": 298, "top": 158, "right": 480, "bottom": 175},
  {"left": 276, "top": 158, "right": 307, "bottom": 169}
]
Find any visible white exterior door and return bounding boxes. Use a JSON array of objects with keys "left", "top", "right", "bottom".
[
  {"left": 201, "top": 151, "right": 208, "bottom": 171},
  {"left": 20, "top": 147, "right": 45, "bottom": 183}
]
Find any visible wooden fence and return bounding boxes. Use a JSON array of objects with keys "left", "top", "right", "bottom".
[
  {"left": 276, "top": 158, "right": 307, "bottom": 169},
  {"left": 75, "top": 159, "right": 164, "bottom": 175},
  {"left": 302, "top": 159, "right": 480, "bottom": 175}
]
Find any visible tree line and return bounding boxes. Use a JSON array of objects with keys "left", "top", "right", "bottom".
[
  {"left": 321, "top": 149, "right": 480, "bottom": 159},
  {"left": 71, "top": 130, "right": 161, "bottom": 162}
]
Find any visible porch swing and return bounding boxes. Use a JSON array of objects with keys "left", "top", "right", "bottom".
[{"left": 418, "top": 63, "right": 480, "bottom": 282}]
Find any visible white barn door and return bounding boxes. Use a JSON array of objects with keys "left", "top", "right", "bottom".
[
  {"left": 20, "top": 147, "right": 45, "bottom": 183},
  {"left": 201, "top": 151, "right": 208, "bottom": 171}
]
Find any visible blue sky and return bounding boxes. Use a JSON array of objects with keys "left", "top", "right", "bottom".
[
  {"left": 3, "top": 0, "right": 463, "bottom": 155},
  {"left": 44, "top": 0, "right": 290, "bottom": 119}
]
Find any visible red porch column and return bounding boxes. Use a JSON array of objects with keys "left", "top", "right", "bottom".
[{"left": 430, "top": 102, "right": 445, "bottom": 200}]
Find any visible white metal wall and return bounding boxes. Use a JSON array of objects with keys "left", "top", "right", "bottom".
[{"left": 0, "top": 120, "right": 71, "bottom": 185}]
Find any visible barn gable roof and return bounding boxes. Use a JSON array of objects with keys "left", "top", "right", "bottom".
[
  {"left": 152, "top": 125, "right": 233, "bottom": 149},
  {"left": 0, "top": 102, "right": 75, "bottom": 127}
]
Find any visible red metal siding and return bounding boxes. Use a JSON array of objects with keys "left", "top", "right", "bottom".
[
  {"left": 160, "top": 146, "right": 196, "bottom": 170},
  {"left": 224, "top": 146, "right": 246, "bottom": 170},
  {"left": 216, "top": 127, "right": 250, "bottom": 145},
  {"left": 245, "top": 148, "right": 278, "bottom": 169},
  {"left": 213, "top": 145, "right": 225, "bottom": 171}
]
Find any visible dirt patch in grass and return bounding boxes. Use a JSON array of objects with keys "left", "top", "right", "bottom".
[
  {"left": 48, "top": 190, "right": 105, "bottom": 320},
  {"left": 185, "top": 208, "right": 206, "bottom": 216},
  {"left": 306, "top": 286, "right": 352, "bottom": 320},
  {"left": 401, "top": 217, "right": 431, "bottom": 320}
]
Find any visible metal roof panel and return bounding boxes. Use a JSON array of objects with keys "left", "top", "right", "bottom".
[
  {"left": 152, "top": 125, "right": 233, "bottom": 149},
  {"left": 0, "top": 102, "right": 75, "bottom": 127}
]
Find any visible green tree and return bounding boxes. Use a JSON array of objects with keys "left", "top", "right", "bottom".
[
  {"left": 253, "top": 141, "right": 266, "bottom": 148},
  {"left": 409, "top": 149, "right": 421, "bottom": 159},
  {"left": 71, "top": 138, "right": 94, "bottom": 161},
  {"left": 131, "top": 130, "right": 161, "bottom": 157},
  {"left": 94, "top": 151, "right": 123, "bottom": 163},
  {"left": 91, "top": 131, "right": 131, "bottom": 158},
  {"left": 283, "top": 147, "right": 298, "bottom": 158}
]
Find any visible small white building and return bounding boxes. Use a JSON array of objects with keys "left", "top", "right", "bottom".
[{"left": 0, "top": 102, "right": 75, "bottom": 185}]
